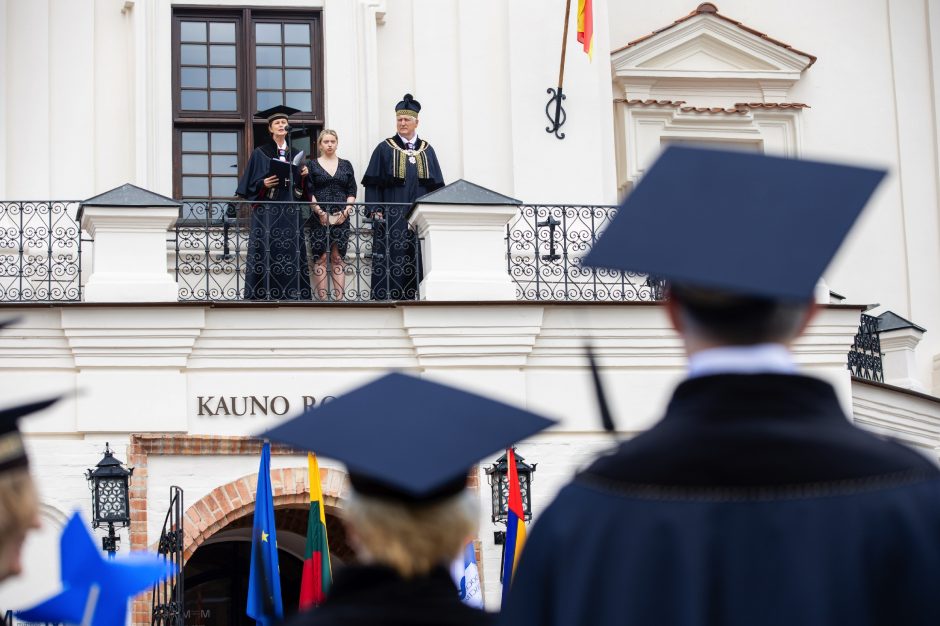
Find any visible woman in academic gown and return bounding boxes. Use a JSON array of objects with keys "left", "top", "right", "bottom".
[{"left": 235, "top": 107, "right": 311, "bottom": 301}]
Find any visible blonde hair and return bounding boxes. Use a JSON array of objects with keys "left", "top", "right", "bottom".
[
  {"left": 0, "top": 469, "right": 38, "bottom": 580},
  {"left": 345, "top": 489, "right": 479, "bottom": 578},
  {"left": 317, "top": 129, "right": 339, "bottom": 155}
]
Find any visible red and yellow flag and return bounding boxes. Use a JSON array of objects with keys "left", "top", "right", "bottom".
[
  {"left": 299, "top": 453, "right": 332, "bottom": 609},
  {"left": 577, "top": 0, "right": 594, "bottom": 60}
]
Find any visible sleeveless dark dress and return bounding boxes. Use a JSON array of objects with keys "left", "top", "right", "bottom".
[{"left": 306, "top": 158, "right": 357, "bottom": 259}]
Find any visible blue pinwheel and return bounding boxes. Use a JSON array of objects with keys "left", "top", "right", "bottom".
[{"left": 17, "top": 512, "right": 176, "bottom": 626}]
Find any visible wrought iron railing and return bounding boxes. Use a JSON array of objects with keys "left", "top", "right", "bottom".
[
  {"left": 0, "top": 201, "right": 83, "bottom": 302},
  {"left": 848, "top": 313, "right": 884, "bottom": 382},
  {"left": 175, "top": 200, "right": 420, "bottom": 302},
  {"left": 506, "top": 204, "right": 666, "bottom": 301},
  {"left": 151, "top": 486, "right": 184, "bottom": 626}
]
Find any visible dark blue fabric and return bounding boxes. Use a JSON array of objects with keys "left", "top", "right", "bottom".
[
  {"left": 247, "top": 442, "right": 283, "bottom": 625},
  {"left": 500, "top": 375, "right": 940, "bottom": 626}
]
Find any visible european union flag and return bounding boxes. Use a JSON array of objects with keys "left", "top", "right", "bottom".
[{"left": 246, "top": 441, "right": 283, "bottom": 625}]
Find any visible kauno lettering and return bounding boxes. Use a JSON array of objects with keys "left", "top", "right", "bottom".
[{"left": 196, "top": 395, "right": 335, "bottom": 417}]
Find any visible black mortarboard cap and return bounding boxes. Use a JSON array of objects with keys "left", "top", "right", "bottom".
[
  {"left": 395, "top": 93, "right": 421, "bottom": 117},
  {"left": 0, "top": 317, "right": 21, "bottom": 331},
  {"left": 0, "top": 396, "right": 61, "bottom": 473},
  {"left": 260, "top": 373, "right": 555, "bottom": 503},
  {"left": 256, "top": 105, "right": 301, "bottom": 124},
  {"left": 582, "top": 146, "right": 887, "bottom": 300}
]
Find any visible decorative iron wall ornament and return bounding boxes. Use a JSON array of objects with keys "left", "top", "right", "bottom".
[
  {"left": 545, "top": 0, "right": 573, "bottom": 139},
  {"left": 506, "top": 204, "right": 666, "bottom": 301},
  {"left": 175, "top": 200, "right": 419, "bottom": 302},
  {"left": 151, "top": 486, "right": 184, "bottom": 626},
  {"left": 0, "top": 200, "right": 83, "bottom": 302},
  {"left": 847, "top": 313, "right": 884, "bottom": 382}
]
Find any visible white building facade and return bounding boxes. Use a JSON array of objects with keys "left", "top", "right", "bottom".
[{"left": 1, "top": 0, "right": 940, "bottom": 621}]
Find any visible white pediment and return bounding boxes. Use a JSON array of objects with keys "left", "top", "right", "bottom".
[{"left": 613, "top": 12, "right": 813, "bottom": 82}]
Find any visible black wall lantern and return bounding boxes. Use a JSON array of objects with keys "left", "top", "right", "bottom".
[
  {"left": 485, "top": 447, "right": 536, "bottom": 544},
  {"left": 85, "top": 442, "right": 133, "bottom": 555}
]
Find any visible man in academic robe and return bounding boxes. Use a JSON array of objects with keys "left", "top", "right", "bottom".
[
  {"left": 498, "top": 147, "right": 940, "bottom": 625},
  {"left": 362, "top": 94, "right": 445, "bottom": 300}
]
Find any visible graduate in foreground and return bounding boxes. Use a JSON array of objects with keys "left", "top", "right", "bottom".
[
  {"left": 262, "top": 373, "right": 554, "bottom": 626},
  {"left": 499, "top": 146, "right": 940, "bottom": 625}
]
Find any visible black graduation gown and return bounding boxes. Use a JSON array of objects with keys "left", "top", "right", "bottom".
[
  {"left": 284, "top": 565, "right": 492, "bottom": 626},
  {"left": 235, "top": 143, "right": 311, "bottom": 301},
  {"left": 500, "top": 374, "right": 940, "bottom": 626},
  {"left": 361, "top": 136, "right": 444, "bottom": 300}
]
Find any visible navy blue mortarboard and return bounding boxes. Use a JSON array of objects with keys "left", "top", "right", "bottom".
[
  {"left": 583, "top": 146, "right": 887, "bottom": 300},
  {"left": 395, "top": 93, "right": 421, "bottom": 118},
  {"left": 0, "top": 317, "right": 21, "bottom": 330},
  {"left": 256, "top": 105, "right": 301, "bottom": 124},
  {"left": 259, "top": 373, "right": 555, "bottom": 503},
  {"left": 0, "top": 396, "right": 61, "bottom": 473}
]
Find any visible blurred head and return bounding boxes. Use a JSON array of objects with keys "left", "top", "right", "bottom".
[
  {"left": 317, "top": 129, "right": 339, "bottom": 156},
  {"left": 667, "top": 283, "right": 815, "bottom": 350},
  {"left": 344, "top": 488, "right": 479, "bottom": 578},
  {"left": 0, "top": 468, "right": 40, "bottom": 582},
  {"left": 396, "top": 115, "right": 418, "bottom": 140}
]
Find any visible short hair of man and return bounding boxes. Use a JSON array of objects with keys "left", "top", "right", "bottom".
[
  {"left": 344, "top": 488, "right": 479, "bottom": 578},
  {"left": 670, "top": 282, "right": 812, "bottom": 346}
]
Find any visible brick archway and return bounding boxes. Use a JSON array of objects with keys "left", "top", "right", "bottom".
[{"left": 178, "top": 465, "right": 348, "bottom": 562}]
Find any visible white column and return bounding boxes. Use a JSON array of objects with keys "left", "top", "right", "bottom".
[
  {"left": 409, "top": 201, "right": 519, "bottom": 301},
  {"left": 81, "top": 196, "right": 179, "bottom": 302},
  {"left": 880, "top": 326, "right": 926, "bottom": 392}
]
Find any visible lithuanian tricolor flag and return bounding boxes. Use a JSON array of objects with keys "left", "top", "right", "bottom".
[
  {"left": 500, "top": 448, "right": 527, "bottom": 604},
  {"left": 299, "top": 453, "right": 332, "bottom": 609},
  {"left": 577, "top": 0, "right": 594, "bottom": 60}
]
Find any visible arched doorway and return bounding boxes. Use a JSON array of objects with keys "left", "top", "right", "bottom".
[{"left": 183, "top": 506, "right": 353, "bottom": 625}]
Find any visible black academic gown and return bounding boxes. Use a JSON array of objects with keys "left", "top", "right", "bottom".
[
  {"left": 235, "top": 143, "right": 311, "bottom": 301},
  {"left": 361, "top": 136, "right": 444, "bottom": 300},
  {"left": 284, "top": 565, "right": 492, "bottom": 626},
  {"left": 499, "top": 374, "right": 940, "bottom": 626}
]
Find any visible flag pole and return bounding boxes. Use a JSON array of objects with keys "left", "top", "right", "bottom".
[{"left": 545, "top": 0, "right": 572, "bottom": 140}]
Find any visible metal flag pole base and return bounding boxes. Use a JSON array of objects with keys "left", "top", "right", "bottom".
[{"left": 545, "top": 87, "right": 567, "bottom": 140}]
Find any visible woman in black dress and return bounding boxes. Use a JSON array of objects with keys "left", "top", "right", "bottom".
[{"left": 307, "top": 129, "right": 357, "bottom": 301}]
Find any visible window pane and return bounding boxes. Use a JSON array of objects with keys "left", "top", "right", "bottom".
[
  {"left": 181, "top": 44, "right": 207, "bottom": 65},
  {"left": 284, "top": 24, "right": 310, "bottom": 44},
  {"left": 256, "top": 69, "right": 282, "bottom": 89},
  {"left": 210, "top": 68, "right": 236, "bottom": 88},
  {"left": 284, "top": 46, "right": 310, "bottom": 67},
  {"left": 211, "top": 154, "right": 238, "bottom": 174},
  {"left": 211, "top": 132, "right": 238, "bottom": 152},
  {"left": 256, "top": 91, "right": 283, "bottom": 110},
  {"left": 181, "top": 90, "right": 208, "bottom": 110},
  {"left": 285, "top": 91, "right": 312, "bottom": 112},
  {"left": 180, "top": 21, "right": 206, "bottom": 42},
  {"left": 284, "top": 69, "right": 311, "bottom": 89},
  {"left": 182, "top": 154, "right": 209, "bottom": 174},
  {"left": 210, "top": 91, "right": 237, "bottom": 111},
  {"left": 212, "top": 176, "right": 238, "bottom": 197},
  {"left": 181, "top": 67, "right": 207, "bottom": 88},
  {"left": 209, "top": 45, "right": 236, "bottom": 66},
  {"left": 182, "top": 132, "right": 208, "bottom": 151},
  {"left": 182, "top": 176, "right": 210, "bottom": 197},
  {"left": 258, "top": 91, "right": 284, "bottom": 111},
  {"left": 255, "top": 23, "right": 281, "bottom": 44},
  {"left": 255, "top": 45, "right": 281, "bottom": 67},
  {"left": 209, "top": 22, "right": 235, "bottom": 43}
]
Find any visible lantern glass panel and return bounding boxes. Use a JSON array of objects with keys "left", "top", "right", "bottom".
[{"left": 96, "top": 477, "right": 129, "bottom": 523}]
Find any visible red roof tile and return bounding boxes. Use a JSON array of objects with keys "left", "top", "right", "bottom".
[
  {"left": 611, "top": 3, "right": 817, "bottom": 67},
  {"left": 614, "top": 99, "right": 811, "bottom": 114}
]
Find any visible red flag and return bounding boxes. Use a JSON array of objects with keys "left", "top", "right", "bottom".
[{"left": 299, "top": 453, "right": 332, "bottom": 609}]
